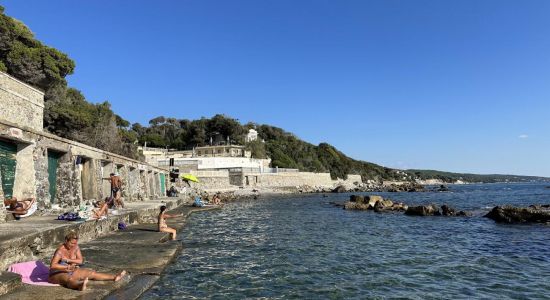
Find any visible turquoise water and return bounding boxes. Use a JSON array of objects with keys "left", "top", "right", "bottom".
[{"left": 141, "top": 183, "right": 550, "bottom": 299}]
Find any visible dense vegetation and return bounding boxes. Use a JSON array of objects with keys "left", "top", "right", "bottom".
[
  {"left": 133, "top": 115, "right": 406, "bottom": 181},
  {"left": 0, "top": 6, "right": 139, "bottom": 158},
  {"left": 407, "top": 169, "right": 550, "bottom": 183}
]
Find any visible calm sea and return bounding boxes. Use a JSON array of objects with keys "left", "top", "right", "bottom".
[{"left": 141, "top": 183, "right": 550, "bottom": 299}]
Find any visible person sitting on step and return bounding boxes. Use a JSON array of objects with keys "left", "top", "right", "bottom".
[{"left": 48, "top": 231, "right": 126, "bottom": 291}]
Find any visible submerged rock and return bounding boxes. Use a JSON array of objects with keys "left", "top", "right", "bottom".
[
  {"left": 484, "top": 206, "right": 550, "bottom": 223},
  {"left": 437, "top": 185, "right": 450, "bottom": 192}
]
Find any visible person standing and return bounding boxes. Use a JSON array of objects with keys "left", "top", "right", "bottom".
[{"left": 104, "top": 173, "right": 124, "bottom": 208}]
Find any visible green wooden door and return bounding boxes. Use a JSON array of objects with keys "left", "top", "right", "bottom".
[
  {"left": 48, "top": 151, "right": 62, "bottom": 203},
  {"left": 160, "top": 173, "right": 166, "bottom": 195},
  {"left": 0, "top": 140, "right": 17, "bottom": 199}
]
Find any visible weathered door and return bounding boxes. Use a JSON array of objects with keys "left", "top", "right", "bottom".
[
  {"left": 160, "top": 173, "right": 166, "bottom": 196},
  {"left": 0, "top": 140, "right": 17, "bottom": 199},
  {"left": 47, "top": 151, "right": 62, "bottom": 203},
  {"left": 80, "top": 157, "right": 95, "bottom": 201}
]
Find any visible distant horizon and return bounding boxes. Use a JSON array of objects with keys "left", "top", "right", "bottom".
[{"left": 2, "top": 0, "right": 549, "bottom": 177}]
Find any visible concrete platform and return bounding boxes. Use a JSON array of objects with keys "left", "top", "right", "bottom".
[{"left": 0, "top": 196, "right": 218, "bottom": 298}]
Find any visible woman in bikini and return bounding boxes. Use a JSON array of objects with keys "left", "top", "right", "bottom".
[
  {"left": 4, "top": 197, "right": 36, "bottom": 215},
  {"left": 48, "top": 231, "right": 126, "bottom": 291},
  {"left": 158, "top": 205, "right": 181, "bottom": 241}
]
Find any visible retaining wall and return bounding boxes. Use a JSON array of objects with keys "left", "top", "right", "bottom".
[{"left": 0, "top": 73, "right": 44, "bottom": 131}]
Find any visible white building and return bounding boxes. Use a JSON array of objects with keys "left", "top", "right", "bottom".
[
  {"left": 138, "top": 145, "right": 269, "bottom": 172},
  {"left": 246, "top": 129, "right": 258, "bottom": 143}
]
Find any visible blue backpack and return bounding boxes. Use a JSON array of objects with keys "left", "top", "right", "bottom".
[{"left": 193, "top": 197, "right": 204, "bottom": 207}]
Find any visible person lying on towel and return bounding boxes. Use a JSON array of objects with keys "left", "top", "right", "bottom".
[
  {"left": 4, "top": 197, "right": 36, "bottom": 216},
  {"left": 48, "top": 231, "right": 126, "bottom": 291}
]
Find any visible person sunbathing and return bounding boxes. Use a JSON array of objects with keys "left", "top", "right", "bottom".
[
  {"left": 211, "top": 194, "right": 222, "bottom": 205},
  {"left": 92, "top": 198, "right": 110, "bottom": 220},
  {"left": 48, "top": 231, "right": 126, "bottom": 291},
  {"left": 4, "top": 197, "right": 36, "bottom": 216}
]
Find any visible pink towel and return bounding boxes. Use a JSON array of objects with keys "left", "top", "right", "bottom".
[{"left": 7, "top": 261, "right": 59, "bottom": 286}]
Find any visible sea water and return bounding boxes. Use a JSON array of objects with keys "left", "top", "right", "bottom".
[{"left": 141, "top": 183, "right": 550, "bottom": 299}]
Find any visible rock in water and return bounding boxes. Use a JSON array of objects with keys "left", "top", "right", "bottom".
[
  {"left": 343, "top": 202, "right": 369, "bottom": 211},
  {"left": 437, "top": 185, "right": 450, "bottom": 192},
  {"left": 332, "top": 185, "right": 347, "bottom": 193},
  {"left": 484, "top": 206, "right": 550, "bottom": 223},
  {"left": 405, "top": 204, "right": 439, "bottom": 216},
  {"left": 366, "top": 195, "right": 383, "bottom": 209},
  {"left": 441, "top": 205, "right": 456, "bottom": 216},
  {"left": 349, "top": 195, "right": 365, "bottom": 204}
]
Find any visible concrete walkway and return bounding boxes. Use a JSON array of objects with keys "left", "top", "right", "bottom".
[{"left": 0, "top": 197, "right": 220, "bottom": 299}]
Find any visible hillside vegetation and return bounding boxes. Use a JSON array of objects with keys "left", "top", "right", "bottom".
[{"left": 408, "top": 169, "right": 550, "bottom": 183}]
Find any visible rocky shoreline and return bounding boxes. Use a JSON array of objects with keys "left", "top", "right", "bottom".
[{"left": 335, "top": 193, "right": 550, "bottom": 224}]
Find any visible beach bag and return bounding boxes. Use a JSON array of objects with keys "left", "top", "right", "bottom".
[
  {"left": 57, "top": 212, "right": 80, "bottom": 221},
  {"left": 118, "top": 222, "right": 127, "bottom": 230}
]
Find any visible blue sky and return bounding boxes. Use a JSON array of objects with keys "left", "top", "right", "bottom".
[{"left": 2, "top": 0, "right": 550, "bottom": 176}]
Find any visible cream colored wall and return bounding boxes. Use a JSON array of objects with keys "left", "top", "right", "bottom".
[{"left": 0, "top": 72, "right": 44, "bottom": 131}]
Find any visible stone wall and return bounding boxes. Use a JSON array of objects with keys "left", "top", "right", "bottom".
[
  {"left": 0, "top": 71, "right": 169, "bottom": 223},
  {"left": 0, "top": 120, "right": 168, "bottom": 222},
  {"left": 241, "top": 172, "right": 333, "bottom": 187},
  {"left": 202, "top": 171, "right": 362, "bottom": 189},
  {"left": 0, "top": 73, "right": 44, "bottom": 131},
  {"left": 194, "top": 170, "right": 232, "bottom": 189}
]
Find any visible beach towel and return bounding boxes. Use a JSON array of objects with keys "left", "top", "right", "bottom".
[{"left": 8, "top": 261, "right": 59, "bottom": 286}]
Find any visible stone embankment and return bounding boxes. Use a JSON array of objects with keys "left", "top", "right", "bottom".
[{"left": 0, "top": 194, "right": 224, "bottom": 299}]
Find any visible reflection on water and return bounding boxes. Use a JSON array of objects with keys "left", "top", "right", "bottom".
[{"left": 141, "top": 183, "right": 550, "bottom": 299}]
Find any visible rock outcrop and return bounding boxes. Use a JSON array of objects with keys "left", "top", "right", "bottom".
[
  {"left": 343, "top": 195, "right": 407, "bottom": 212},
  {"left": 405, "top": 204, "right": 470, "bottom": 217},
  {"left": 405, "top": 204, "right": 440, "bottom": 216},
  {"left": 341, "top": 195, "right": 469, "bottom": 217},
  {"left": 385, "top": 182, "right": 425, "bottom": 193},
  {"left": 484, "top": 205, "right": 550, "bottom": 223}
]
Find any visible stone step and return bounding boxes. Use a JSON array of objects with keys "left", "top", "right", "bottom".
[
  {"left": 0, "top": 271, "right": 22, "bottom": 297},
  {"left": 0, "top": 197, "right": 187, "bottom": 297}
]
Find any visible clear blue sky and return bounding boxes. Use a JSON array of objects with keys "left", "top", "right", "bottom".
[{"left": 2, "top": 0, "right": 550, "bottom": 176}]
